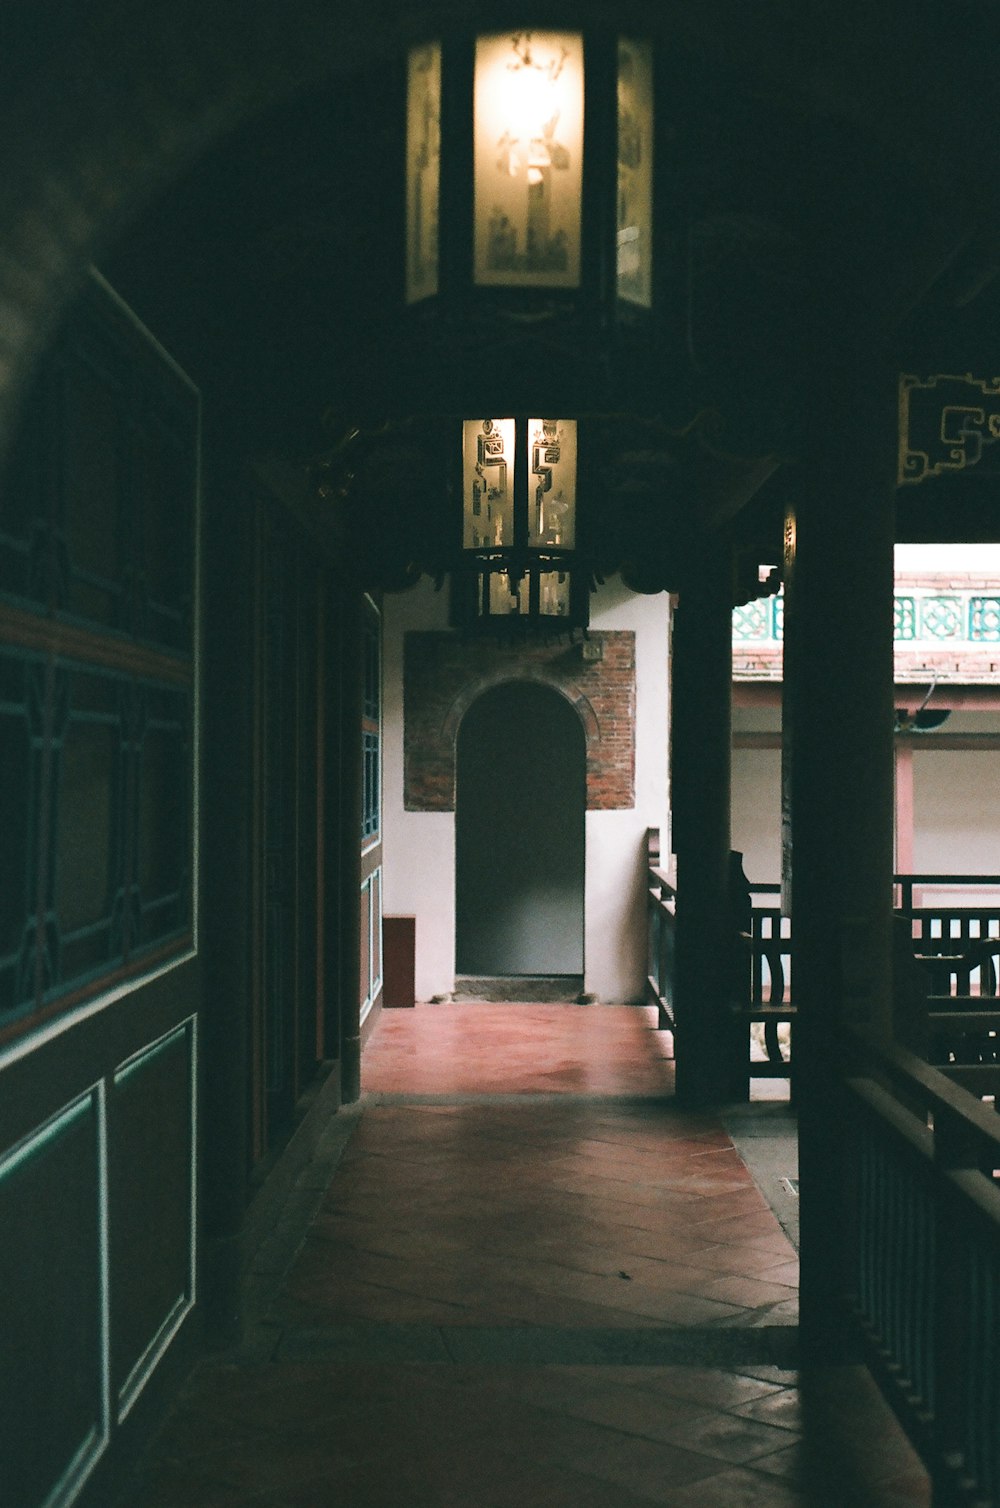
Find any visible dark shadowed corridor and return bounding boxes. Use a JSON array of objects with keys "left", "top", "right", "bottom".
[{"left": 117, "top": 1004, "right": 927, "bottom": 1507}]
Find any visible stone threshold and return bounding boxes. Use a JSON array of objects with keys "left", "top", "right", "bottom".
[{"left": 452, "top": 975, "right": 587, "bottom": 1002}]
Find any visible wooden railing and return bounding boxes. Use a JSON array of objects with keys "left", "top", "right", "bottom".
[
  {"left": 744, "top": 882, "right": 794, "bottom": 1083},
  {"left": 844, "top": 1032, "right": 1000, "bottom": 1506},
  {"left": 742, "top": 875, "right": 1000, "bottom": 1087},
  {"left": 646, "top": 829, "right": 676, "bottom": 1034},
  {"left": 646, "top": 850, "right": 1000, "bottom": 1492},
  {"left": 644, "top": 846, "right": 793, "bottom": 1083},
  {"left": 895, "top": 879, "right": 1000, "bottom": 1076},
  {"left": 896, "top": 873, "right": 1000, "bottom": 920},
  {"left": 922, "top": 947, "right": 1000, "bottom": 1077},
  {"left": 646, "top": 864, "right": 1000, "bottom": 1093},
  {"left": 900, "top": 875, "right": 1000, "bottom": 1003}
]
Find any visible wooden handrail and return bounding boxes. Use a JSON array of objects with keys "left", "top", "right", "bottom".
[
  {"left": 846, "top": 1075, "right": 935, "bottom": 1159},
  {"left": 644, "top": 858, "right": 1000, "bottom": 1091},
  {"left": 648, "top": 866, "right": 676, "bottom": 899},
  {"left": 645, "top": 829, "right": 677, "bottom": 1035},
  {"left": 844, "top": 1026, "right": 1000, "bottom": 1504},
  {"left": 850, "top": 1029, "right": 1000, "bottom": 1145},
  {"left": 927, "top": 1008, "right": 1000, "bottom": 1031}
]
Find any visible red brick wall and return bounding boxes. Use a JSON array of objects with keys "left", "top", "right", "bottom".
[{"left": 404, "top": 631, "right": 636, "bottom": 811}]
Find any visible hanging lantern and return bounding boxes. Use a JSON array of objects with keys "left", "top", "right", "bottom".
[
  {"left": 402, "top": 30, "right": 659, "bottom": 629},
  {"left": 406, "top": 31, "right": 655, "bottom": 311},
  {"left": 453, "top": 415, "right": 586, "bottom": 629}
]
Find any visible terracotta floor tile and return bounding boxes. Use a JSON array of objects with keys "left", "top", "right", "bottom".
[
  {"left": 744, "top": 1230, "right": 801, "bottom": 1255},
  {"left": 683, "top": 1241, "right": 798, "bottom": 1276},
  {"left": 570, "top": 1432, "right": 727, "bottom": 1501},
  {"left": 435, "top": 1457, "right": 659, "bottom": 1508},
  {"left": 659, "top": 1463, "right": 817, "bottom": 1507},
  {"left": 697, "top": 1273, "right": 803, "bottom": 1310},
  {"left": 617, "top": 1367, "right": 786, "bottom": 1410},
  {"left": 762, "top": 1259, "right": 800, "bottom": 1286},
  {"left": 542, "top": 1384, "right": 717, "bottom": 1442},
  {"left": 754, "top": 1441, "right": 931, "bottom": 1506},
  {"left": 118, "top": 1004, "right": 931, "bottom": 1508},
  {"left": 729, "top": 1386, "right": 803, "bottom": 1433},
  {"left": 655, "top": 1407, "right": 800, "bottom": 1465},
  {"left": 688, "top": 1209, "right": 787, "bottom": 1240}
]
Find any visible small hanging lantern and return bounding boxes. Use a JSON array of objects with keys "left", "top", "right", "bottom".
[
  {"left": 402, "top": 29, "right": 659, "bottom": 628},
  {"left": 453, "top": 415, "right": 587, "bottom": 629}
]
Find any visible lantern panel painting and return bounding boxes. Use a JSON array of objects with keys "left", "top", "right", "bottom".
[
  {"left": 406, "top": 43, "right": 441, "bottom": 303},
  {"left": 474, "top": 32, "right": 584, "bottom": 289},
  {"left": 616, "top": 38, "right": 653, "bottom": 308},
  {"left": 539, "top": 570, "right": 571, "bottom": 617},
  {"left": 487, "top": 570, "right": 525, "bottom": 616},
  {"left": 527, "top": 418, "right": 576, "bottom": 549},
  {"left": 463, "top": 418, "right": 516, "bottom": 548}
]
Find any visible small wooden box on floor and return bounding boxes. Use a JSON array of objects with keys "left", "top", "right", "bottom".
[{"left": 383, "top": 916, "right": 416, "bottom": 1007}]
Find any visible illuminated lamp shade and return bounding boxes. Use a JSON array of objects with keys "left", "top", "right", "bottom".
[
  {"left": 473, "top": 32, "right": 584, "bottom": 290},
  {"left": 406, "top": 43, "right": 441, "bottom": 303},
  {"left": 406, "top": 32, "right": 654, "bottom": 307},
  {"left": 456, "top": 416, "right": 583, "bottom": 630},
  {"left": 616, "top": 36, "right": 654, "bottom": 307}
]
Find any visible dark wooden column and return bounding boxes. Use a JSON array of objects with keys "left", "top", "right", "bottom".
[
  {"left": 337, "top": 583, "right": 365, "bottom": 1104},
  {"left": 199, "top": 474, "right": 254, "bottom": 1345},
  {"left": 671, "top": 538, "right": 739, "bottom": 1108},
  {"left": 783, "top": 370, "right": 897, "bottom": 1358}
]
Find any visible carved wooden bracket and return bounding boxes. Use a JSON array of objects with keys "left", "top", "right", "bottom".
[{"left": 898, "top": 372, "right": 1000, "bottom": 486}]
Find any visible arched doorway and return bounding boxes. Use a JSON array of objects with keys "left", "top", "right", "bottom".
[{"left": 455, "top": 681, "right": 585, "bottom": 977}]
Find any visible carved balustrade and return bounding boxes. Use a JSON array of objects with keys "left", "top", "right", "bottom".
[
  {"left": 844, "top": 1031, "right": 1000, "bottom": 1507},
  {"left": 645, "top": 828, "right": 676, "bottom": 1036}
]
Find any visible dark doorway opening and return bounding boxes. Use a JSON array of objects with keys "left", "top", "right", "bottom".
[{"left": 455, "top": 681, "right": 585, "bottom": 978}]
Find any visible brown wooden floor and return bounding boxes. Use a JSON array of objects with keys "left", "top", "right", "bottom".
[{"left": 117, "top": 1004, "right": 929, "bottom": 1506}]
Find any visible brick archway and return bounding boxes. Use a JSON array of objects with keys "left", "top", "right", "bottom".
[
  {"left": 404, "top": 630, "right": 635, "bottom": 811},
  {"left": 443, "top": 670, "right": 600, "bottom": 748}
]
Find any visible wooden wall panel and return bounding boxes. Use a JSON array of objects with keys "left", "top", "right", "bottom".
[
  {"left": 110, "top": 1019, "right": 196, "bottom": 1421},
  {"left": 0, "top": 1089, "right": 108, "bottom": 1508},
  {"left": 0, "top": 272, "right": 201, "bottom": 1507}
]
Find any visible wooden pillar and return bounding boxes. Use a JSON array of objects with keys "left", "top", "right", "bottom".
[
  {"left": 894, "top": 742, "right": 914, "bottom": 876},
  {"left": 199, "top": 475, "right": 254, "bottom": 1344},
  {"left": 782, "top": 369, "right": 897, "bottom": 1359},
  {"left": 337, "top": 584, "right": 365, "bottom": 1104},
  {"left": 671, "top": 539, "right": 740, "bottom": 1107}
]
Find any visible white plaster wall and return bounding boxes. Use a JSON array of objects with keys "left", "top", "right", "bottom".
[
  {"left": 913, "top": 748, "right": 1000, "bottom": 875},
  {"left": 731, "top": 705, "right": 782, "bottom": 885},
  {"left": 584, "top": 578, "right": 669, "bottom": 1001},
  {"left": 728, "top": 702, "right": 1000, "bottom": 886},
  {"left": 731, "top": 750, "right": 782, "bottom": 885},
  {"left": 381, "top": 578, "right": 455, "bottom": 1002},
  {"left": 895, "top": 543, "right": 1000, "bottom": 573},
  {"left": 381, "top": 575, "right": 670, "bottom": 1003}
]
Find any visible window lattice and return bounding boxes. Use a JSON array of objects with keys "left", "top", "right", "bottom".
[
  {"left": 919, "top": 595, "right": 962, "bottom": 639},
  {"left": 362, "top": 605, "right": 381, "bottom": 843},
  {"left": 970, "top": 596, "right": 1000, "bottom": 641},
  {"left": 732, "top": 601, "right": 770, "bottom": 640},
  {"left": 894, "top": 596, "right": 916, "bottom": 640}
]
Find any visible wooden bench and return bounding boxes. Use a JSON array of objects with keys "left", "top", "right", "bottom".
[
  {"left": 742, "top": 913, "right": 795, "bottom": 1085},
  {"left": 913, "top": 936, "right": 1000, "bottom": 1088}
]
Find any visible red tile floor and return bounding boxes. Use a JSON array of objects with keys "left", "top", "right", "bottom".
[{"left": 118, "top": 1003, "right": 930, "bottom": 1506}]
